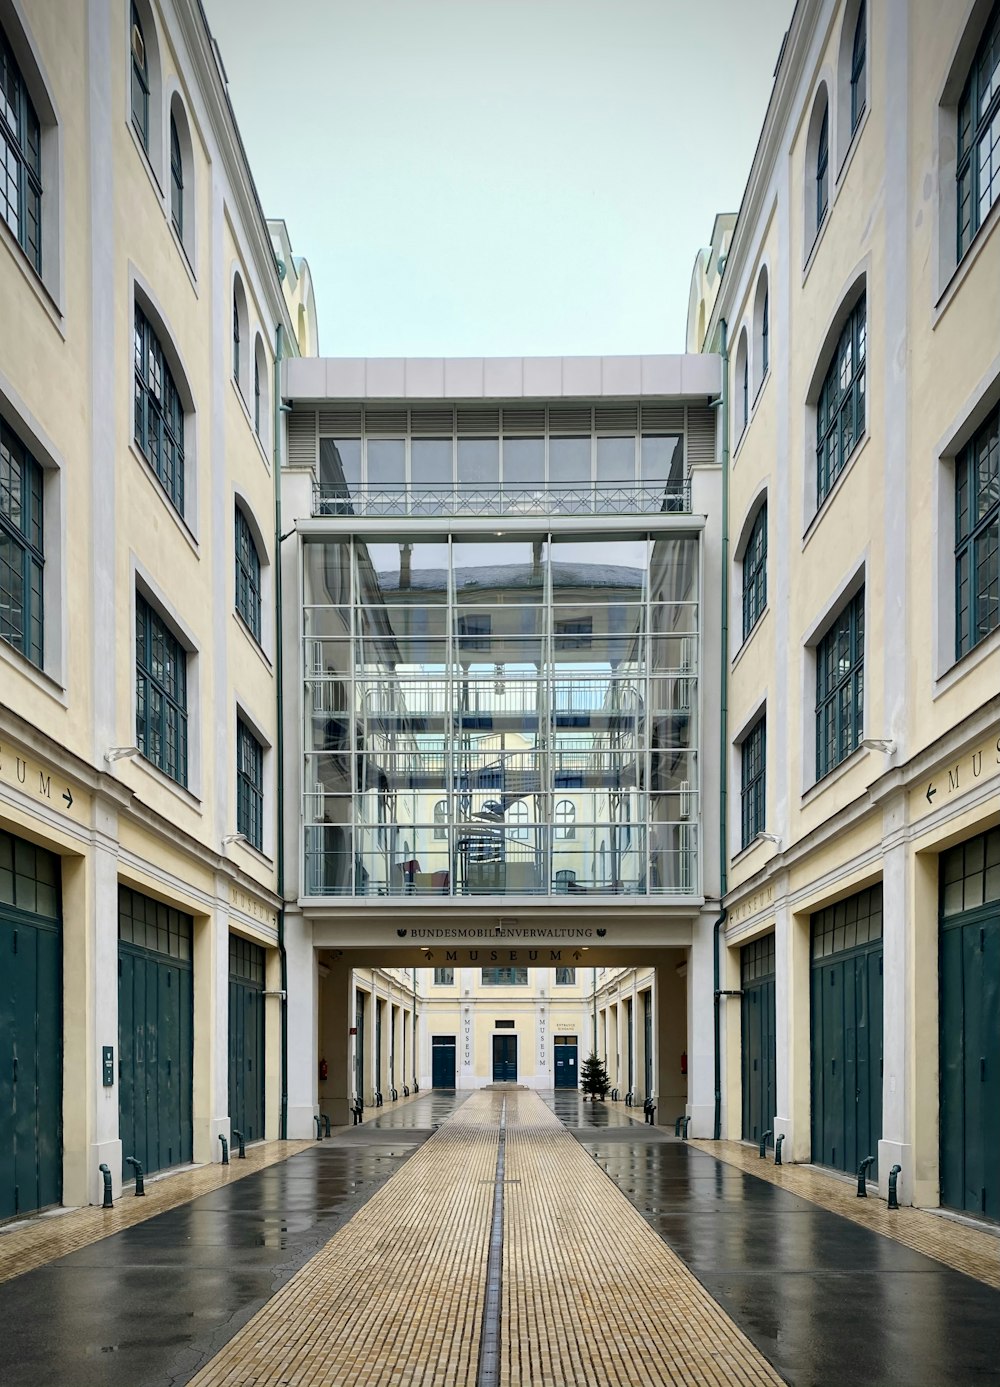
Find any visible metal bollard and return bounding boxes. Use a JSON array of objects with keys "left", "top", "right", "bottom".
[
  {"left": 413, "top": 1082, "right": 419, "bottom": 1094},
  {"left": 352, "top": 1100, "right": 364, "bottom": 1126},
  {"left": 232, "top": 1128, "right": 246, "bottom": 1159},
  {"left": 888, "top": 1164, "right": 902, "bottom": 1210},
  {"left": 375, "top": 1090, "right": 383, "bottom": 1108},
  {"left": 321, "top": 1113, "right": 331, "bottom": 1138},
  {"left": 759, "top": 1129, "right": 773, "bottom": 1158},
  {"left": 856, "top": 1155, "right": 875, "bottom": 1196},
  {"left": 624, "top": 1090, "right": 633, "bottom": 1107},
  {"left": 673, "top": 1114, "right": 684, "bottom": 1136},
  {"left": 403, "top": 1085, "right": 409, "bottom": 1097},
  {"left": 125, "top": 1156, "right": 145, "bottom": 1195},
  {"left": 219, "top": 1134, "right": 229, "bottom": 1165},
  {"left": 681, "top": 1116, "right": 691, "bottom": 1139},
  {"left": 390, "top": 1087, "right": 398, "bottom": 1102},
  {"left": 313, "top": 1115, "right": 324, "bottom": 1140},
  {"left": 774, "top": 1134, "right": 784, "bottom": 1166},
  {"left": 99, "top": 1162, "right": 113, "bottom": 1209}
]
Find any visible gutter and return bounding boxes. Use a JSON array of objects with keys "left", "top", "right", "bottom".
[
  {"left": 713, "top": 317, "right": 730, "bottom": 1142},
  {"left": 273, "top": 322, "right": 288, "bottom": 1139}
]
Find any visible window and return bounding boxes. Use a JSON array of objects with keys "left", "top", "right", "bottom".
[
  {"left": 816, "top": 104, "right": 829, "bottom": 228},
  {"left": 129, "top": 3, "right": 149, "bottom": 148},
  {"left": 958, "top": 3, "right": 1000, "bottom": 260},
  {"left": 761, "top": 291, "right": 769, "bottom": 377},
  {"left": 136, "top": 593, "right": 188, "bottom": 786},
  {"left": 740, "top": 716, "right": 766, "bottom": 849},
  {"left": 742, "top": 502, "right": 767, "bottom": 639},
  {"left": 170, "top": 113, "right": 183, "bottom": 238},
  {"left": 508, "top": 800, "right": 528, "bottom": 839},
  {"left": 254, "top": 353, "right": 260, "bottom": 433},
  {"left": 555, "top": 799, "right": 576, "bottom": 840},
  {"left": 851, "top": 1, "right": 867, "bottom": 132},
  {"left": 253, "top": 335, "right": 268, "bottom": 442},
  {"left": 433, "top": 967, "right": 454, "bottom": 985},
  {"left": 555, "top": 967, "right": 576, "bottom": 985},
  {"left": 955, "top": 400, "right": 999, "bottom": 658},
  {"left": 734, "top": 328, "right": 749, "bottom": 438},
  {"left": 433, "top": 799, "right": 447, "bottom": 839},
  {"left": 482, "top": 967, "right": 528, "bottom": 985},
  {"left": 235, "top": 506, "right": 262, "bottom": 642},
  {"left": 816, "top": 295, "right": 866, "bottom": 506},
  {"left": 0, "top": 419, "right": 43, "bottom": 666},
  {"left": 236, "top": 718, "right": 263, "bottom": 850},
  {"left": 816, "top": 588, "right": 864, "bottom": 780},
  {"left": 134, "top": 304, "right": 185, "bottom": 513},
  {"left": 232, "top": 292, "right": 241, "bottom": 387},
  {"left": 0, "top": 28, "right": 42, "bottom": 273}
]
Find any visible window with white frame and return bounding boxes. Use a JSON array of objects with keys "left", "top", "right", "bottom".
[
  {"left": 433, "top": 799, "right": 447, "bottom": 839},
  {"left": 507, "top": 800, "right": 528, "bottom": 839},
  {"left": 554, "top": 799, "right": 576, "bottom": 840}
]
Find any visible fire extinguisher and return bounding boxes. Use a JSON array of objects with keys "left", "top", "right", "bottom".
[
  {"left": 319, "top": 1058, "right": 328, "bottom": 1082},
  {"left": 680, "top": 1051, "right": 687, "bottom": 1076}
]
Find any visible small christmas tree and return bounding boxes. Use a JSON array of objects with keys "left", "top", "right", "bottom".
[{"left": 580, "top": 1051, "right": 610, "bottom": 1100}]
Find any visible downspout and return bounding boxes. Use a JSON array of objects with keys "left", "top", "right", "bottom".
[
  {"left": 713, "top": 317, "right": 729, "bottom": 1142},
  {"left": 273, "top": 321, "right": 288, "bottom": 1140}
]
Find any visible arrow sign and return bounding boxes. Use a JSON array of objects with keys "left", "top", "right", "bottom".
[
  {"left": 62, "top": 788, "right": 73, "bottom": 809},
  {"left": 572, "top": 950, "right": 582, "bottom": 960},
  {"left": 925, "top": 783, "right": 936, "bottom": 804}
]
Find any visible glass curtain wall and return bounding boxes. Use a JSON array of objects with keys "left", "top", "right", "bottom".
[{"left": 302, "top": 531, "right": 699, "bottom": 897}]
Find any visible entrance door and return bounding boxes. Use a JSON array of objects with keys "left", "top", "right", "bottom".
[
  {"left": 643, "top": 991, "right": 653, "bottom": 1095},
  {"left": 431, "top": 1035, "right": 456, "bottom": 1087},
  {"left": 118, "top": 887, "right": 193, "bottom": 1179},
  {"left": 625, "top": 998, "right": 634, "bottom": 1092},
  {"left": 810, "top": 886, "right": 883, "bottom": 1178},
  {"left": 354, "top": 990, "right": 366, "bottom": 1101},
  {"left": 554, "top": 1036, "right": 578, "bottom": 1087},
  {"left": 492, "top": 1034, "right": 517, "bottom": 1082},
  {"left": 940, "top": 831, "right": 1000, "bottom": 1220},
  {"left": 228, "top": 937, "right": 265, "bottom": 1144},
  {"left": 741, "top": 935, "right": 776, "bottom": 1148},
  {"left": 375, "top": 999, "right": 383, "bottom": 1096},
  {"left": 0, "top": 831, "right": 61, "bottom": 1220}
]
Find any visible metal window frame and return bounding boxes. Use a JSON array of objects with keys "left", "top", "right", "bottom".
[
  {"left": 816, "top": 104, "right": 829, "bottom": 227},
  {"left": 850, "top": 0, "right": 867, "bottom": 132},
  {"left": 954, "top": 401, "right": 1000, "bottom": 658},
  {"left": 815, "top": 587, "right": 865, "bottom": 780},
  {"left": 742, "top": 502, "right": 767, "bottom": 639},
  {"left": 133, "top": 305, "right": 185, "bottom": 513},
  {"left": 816, "top": 296, "right": 866, "bottom": 507},
  {"left": 236, "top": 717, "right": 264, "bottom": 850},
  {"left": 129, "top": 2, "right": 149, "bottom": 150},
  {"left": 740, "top": 715, "right": 766, "bottom": 850},
  {"left": 957, "top": 1, "right": 1000, "bottom": 260},
  {"left": 169, "top": 112, "right": 183, "bottom": 238},
  {"left": 0, "top": 418, "right": 44, "bottom": 666},
  {"left": 235, "top": 506, "right": 262, "bottom": 642},
  {"left": 135, "top": 592, "right": 188, "bottom": 786},
  {"left": 0, "top": 29, "right": 42, "bottom": 274}
]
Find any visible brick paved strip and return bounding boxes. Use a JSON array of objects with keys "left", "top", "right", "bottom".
[
  {"left": 503, "top": 1094, "right": 785, "bottom": 1387},
  {"left": 693, "top": 1138, "right": 1000, "bottom": 1291},
  {"left": 0, "top": 1139, "right": 314, "bottom": 1285}
]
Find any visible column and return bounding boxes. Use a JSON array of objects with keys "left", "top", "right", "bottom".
[
  {"left": 284, "top": 910, "right": 318, "bottom": 1136},
  {"left": 686, "top": 920, "right": 716, "bottom": 1136}
]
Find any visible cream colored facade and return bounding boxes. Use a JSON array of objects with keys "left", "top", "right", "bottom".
[{"left": 688, "top": 0, "right": 1000, "bottom": 1213}]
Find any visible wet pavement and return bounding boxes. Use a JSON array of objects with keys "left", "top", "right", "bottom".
[
  {"left": 546, "top": 1092, "right": 1000, "bottom": 1387},
  {"left": 0, "top": 1091, "right": 469, "bottom": 1387}
]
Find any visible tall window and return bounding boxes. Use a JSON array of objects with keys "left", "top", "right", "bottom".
[
  {"left": 742, "top": 502, "right": 767, "bottom": 639},
  {"left": 741, "top": 716, "right": 766, "bottom": 850},
  {"left": 555, "top": 967, "right": 576, "bottom": 985},
  {"left": 816, "top": 588, "right": 864, "bottom": 780},
  {"left": 136, "top": 593, "right": 188, "bottom": 786},
  {"left": 816, "top": 105, "right": 829, "bottom": 229},
  {"left": 742, "top": 349, "right": 749, "bottom": 427},
  {"left": 433, "top": 967, "right": 454, "bottom": 985},
  {"left": 0, "top": 29, "right": 42, "bottom": 273},
  {"left": 254, "top": 353, "right": 261, "bottom": 434},
  {"left": 817, "top": 295, "right": 866, "bottom": 506},
  {"left": 851, "top": 2, "right": 867, "bottom": 132},
  {"left": 761, "top": 291, "right": 769, "bottom": 377},
  {"left": 0, "top": 419, "right": 43, "bottom": 667},
  {"left": 236, "top": 718, "right": 263, "bottom": 850},
  {"left": 555, "top": 799, "right": 576, "bottom": 840},
  {"left": 958, "top": 3, "right": 1000, "bottom": 260},
  {"left": 232, "top": 293, "right": 241, "bottom": 387},
  {"left": 234, "top": 506, "right": 262, "bottom": 642},
  {"left": 129, "top": 3, "right": 149, "bottom": 148},
  {"left": 956, "top": 401, "right": 999, "bottom": 658},
  {"left": 508, "top": 800, "right": 528, "bottom": 839},
  {"left": 170, "top": 113, "right": 183, "bottom": 238},
  {"left": 433, "top": 799, "right": 447, "bottom": 839},
  {"left": 482, "top": 967, "right": 528, "bottom": 985},
  {"left": 134, "top": 304, "right": 185, "bottom": 514}
]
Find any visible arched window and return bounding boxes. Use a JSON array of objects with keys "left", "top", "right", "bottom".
[
  {"left": 232, "top": 273, "right": 249, "bottom": 398},
  {"left": 508, "top": 801, "right": 528, "bottom": 840},
  {"left": 235, "top": 505, "right": 262, "bottom": 642},
  {"left": 134, "top": 303, "right": 185, "bottom": 514},
  {"left": 734, "top": 328, "right": 749, "bottom": 439},
  {"left": 433, "top": 800, "right": 447, "bottom": 839},
  {"left": 233, "top": 293, "right": 241, "bottom": 386},
  {"left": 742, "top": 502, "right": 767, "bottom": 639},
  {"left": 167, "top": 94, "right": 195, "bottom": 268},
  {"left": 816, "top": 105, "right": 829, "bottom": 228},
  {"left": 816, "top": 293, "right": 866, "bottom": 506},
  {"left": 805, "top": 86, "right": 831, "bottom": 255},
  {"left": 958, "top": 4, "right": 1000, "bottom": 260},
  {"left": 169, "top": 113, "right": 183, "bottom": 237},
  {"left": 253, "top": 334, "right": 269, "bottom": 441},
  {"left": 555, "top": 800, "right": 576, "bottom": 840},
  {"left": 130, "top": 3, "right": 149, "bottom": 147},
  {"left": 0, "top": 29, "right": 42, "bottom": 273},
  {"left": 850, "top": 1, "right": 867, "bottom": 132},
  {"left": 752, "top": 269, "right": 770, "bottom": 395}
]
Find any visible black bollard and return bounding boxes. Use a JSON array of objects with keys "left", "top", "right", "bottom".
[
  {"left": 856, "top": 1155, "right": 875, "bottom": 1196},
  {"left": 774, "top": 1134, "right": 785, "bottom": 1166},
  {"left": 681, "top": 1116, "right": 691, "bottom": 1139},
  {"left": 888, "top": 1164, "right": 902, "bottom": 1210},
  {"left": 759, "top": 1129, "right": 773, "bottom": 1158},
  {"left": 219, "top": 1133, "right": 229, "bottom": 1165},
  {"left": 125, "top": 1156, "right": 145, "bottom": 1195},
  {"left": 232, "top": 1129, "right": 246, "bottom": 1159},
  {"left": 321, "top": 1113, "right": 331, "bottom": 1138},
  {"left": 313, "top": 1115, "right": 323, "bottom": 1140},
  {"left": 99, "top": 1162, "right": 113, "bottom": 1209}
]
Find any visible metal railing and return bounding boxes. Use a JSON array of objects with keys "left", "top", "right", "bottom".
[{"left": 312, "top": 479, "right": 692, "bottom": 519}]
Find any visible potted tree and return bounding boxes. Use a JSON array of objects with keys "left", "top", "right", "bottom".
[{"left": 579, "top": 1051, "right": 611, "bottom": 1101}]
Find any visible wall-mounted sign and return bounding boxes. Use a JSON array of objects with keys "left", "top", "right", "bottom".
[
  {"left": 102, "top": 1046, "right": 115, "bottom": 1087},
  {"left": 495, "top": 1020, "right": 515, "bottom": 1029}
]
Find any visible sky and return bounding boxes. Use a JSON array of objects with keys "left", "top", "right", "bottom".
[{"left": 205, "top": 0, "right": 794, "bottom": 358}]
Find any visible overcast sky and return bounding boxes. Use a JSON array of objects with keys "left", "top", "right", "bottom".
[{"left": 205, "top": 0, "right": 793, "bottom": 357}]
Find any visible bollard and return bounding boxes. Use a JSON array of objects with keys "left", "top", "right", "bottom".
[
  {"left": 681, "top": 1116, "right": 691, "bottom": 1139},
  {"left": 321, "top": 1113, "right": 331, "bottom": 1138},
  {"left": 99, "top": 1162, "right": 114, "bottom": 1209},
  {"left": 352, "top": 1099, "right": 364, "bottom": 1126},
  {"left": 403, "top": 1085, "right": 409, "bottom": 1097},
  {"left": 625, "top": 1090, "right": 633, "bottom": 1107},
  {"left": 774, "top": 1134, "right": 784, "bottom": 1166},
  {"left": 888, "top": 1164, "right": 902, "bottom": 1210},
  {"left": 673, "top": 1114, "right": 684, "bottom": 1136},
  {"left": 232, "top": 1128, "right": 246, "bottom": 1159},
  {"left": 219, "top": 1134, "right": 229, "bottom": 1165},
  {"left": 390, "top": 1087, "right": 398, "bottom": 1102},
  {"left": 375, "top": 1090, "right": 383, "bottom": 1108},
  {"left": 413, "top": 1082, "right": 419, "bottom": 1094},
  {"left": 125, "top": 1156, "right": 145, "bottom": 1195},
  {"left": 856, "top": 1155, "right": 875, "bottom": 1196},
  {"left": 759, "top": 1129, "right": 773, "bottom": 1158},
  {"left": 643, "top": 1099, "right": 656, "bottom": 1126},
  {"left": 313, "top": 1115, "right": 324, "bottom": 1140}
]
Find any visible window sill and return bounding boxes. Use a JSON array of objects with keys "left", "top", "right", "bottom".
[
  {"left": 231, "top": 377, "right": 270, "bottom": 464},
  {"left": 802, "top": 432, "right": 869, "bottom": 551},
  {"left": 132, "top": 752, "right": 202, "bottom": 810},
  {"left": 933, "top": 622, "right": 1000, "bottom": 701},
  {"left": 127, "top": 118, "right": 164, "bottom": 202},
  {"left": 0, "top": 637, "right": 67, "bottom": 706},
  {"left": 0, "top": 219, "right": 66, "bottom": 336},
  {"left": 733, "top": 421, "right": 749, "bottom": 461},
  {"left": 229, "top": 836, "right": 273, "bottom": 869},
  {"left": 801, "top": 742, "right": 869, "bottom": 805},
  {"left": 235, "top": 610, "right": 273, "bottom": 671},
  {"left": 732, "top": 607, "right": 769, "bottom": 669},
  {"left": 835, "top": 103, "right": 869, "bottom": 191},
  {"left": 129, "top": 441, "right": 200, "bottom": 555},
  {"left": 750, "top": 367, "right": 771, "bottom": 415},
  {"left": 934, "top": 195, "right": 1000, "bottom": 328},
  {"left": 731, "top": 837, "right": 772, "bottom": 868},
  {"left": 802, "top": 208, "right": 831, "bottom": 286},
  {"left": 169, "top": 221, "right": 198, "bottom": 294}
]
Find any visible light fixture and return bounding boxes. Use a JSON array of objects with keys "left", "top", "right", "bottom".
[
  {"left": 222, "top": 832, "right": 247, "bottom": 847},
  {"left": 756, "top": 832, "right": 782, "bottom": 846},
  {"left": 861, "top": 738, "right": 895, "bottom": 753},
  {"left": 105, "top": 745, "right": 140, "bottom": 762}
]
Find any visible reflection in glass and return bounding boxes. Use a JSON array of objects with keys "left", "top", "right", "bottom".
[
  {"left": 503, "top": 438, "right": 544, "bottom": 486},
  {"left": 549, "top": 437, "right": 590, "bottom": 483},
  {"left": 596, "top": 436, "right": 635, "bottom": 482},
  {"left": 457, "top": 438, "right": 499, "bottom": 486}
]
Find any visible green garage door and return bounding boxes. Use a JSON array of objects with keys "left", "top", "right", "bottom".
[
  {"left": 229, "top": 937, "right": 265, "bottom": 1145},
  {"left": 811, "top": 885, "right": 883, "bottom": 1178},
  {"left": 0, "top": 831, "right": 61, "bottom": 1220},
  {"left": 118, "top": 887, "right": 193, "bottom": 1179},
  {"left": 741, "top": 934, "right": 776, "bottom": 1148},
  {"left": 940, "top": 830, "right": 1000, "bottom": 1221}
]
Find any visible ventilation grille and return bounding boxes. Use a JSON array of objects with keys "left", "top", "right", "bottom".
[
  {"left": 456, "top": 406, "right": 500, "bottom": 434},
  {"left": 318, "top": 407, "right": 362, "bottom": 436},
  {"left": 365, "top": 407, "right": 409, "bottom": 436},
  {"left": 685, "top": 404, "right": 716, "bottom": 467},
  {"left": 595, "top": 404, "right": 638, "bottom": 433},
  {"left": 287, "top": 409, "right": 318, "bottom": 468},
  {"left": 410, "top": 407, "right": 455, "bottom": 436},
  {"left": 641, "top": 404, "right": 684, "bottom": 433},
  {"left": 502, "top": 406, "right": 546, "bottom": 435},
  {"left": 548, "top": 405, "right": 592, "bottom": 434}
]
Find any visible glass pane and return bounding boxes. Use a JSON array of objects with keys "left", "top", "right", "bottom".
[
  {"left": 457, "top": 438, "right": 499, "bottom": 487},
  {"left": 596, "top": 436, "right": 635, "bottom": 482},
  {"left": 502, "top": 438, "right": 544, "bottom": 486},
  {"left": 411, "top": 438, "right": 453, "bottom": 487},
  {"left": 549, "top": 437, "right": 590, "bottom": 483},
  {"left": 367, "top": 439, "right": 405, "bottom": 486}
]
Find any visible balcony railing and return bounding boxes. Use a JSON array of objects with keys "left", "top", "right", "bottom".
[{"left": 311, "top": 479, "right": 692, "bottom": 519}]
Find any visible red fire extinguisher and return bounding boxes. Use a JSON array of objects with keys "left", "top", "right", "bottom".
[
  {"left": 319, "top": 1057, "right": 328, "bottom": 1082},
  {"left": 680, "top": 1050, "right": 688, "bottom": 1076}
]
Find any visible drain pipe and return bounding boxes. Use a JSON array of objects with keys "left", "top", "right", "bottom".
[
  {"left": 712, "top": 317, "right": 730, "bottom": 1143},
  {"left": 273, "top": 320, "right": 288, "bottom": 1140}
]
